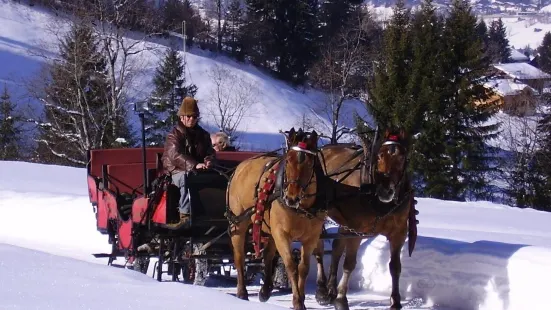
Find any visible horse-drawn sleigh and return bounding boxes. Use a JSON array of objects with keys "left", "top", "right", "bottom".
[{"left": 85, "top": 126, "right": 419, "bottom": 310}]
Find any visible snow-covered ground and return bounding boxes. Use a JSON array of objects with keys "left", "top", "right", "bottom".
[
  {"left": 484, "top": 16, "right": 551, "bottom": 50},
  {"left": 1, "top": 159, "right": 551, "bottom": 310}
]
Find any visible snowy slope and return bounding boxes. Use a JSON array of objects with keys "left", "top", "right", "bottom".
[
  {"left": 0, "top": 0, "right": 369, "bottom": 151},
  {"left": 1, "top": 160, "right": 551, "bottom": 309}
]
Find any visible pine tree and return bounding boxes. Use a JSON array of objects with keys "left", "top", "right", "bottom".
[
  {"left": 224, "top": 0, "right": 245, "bottom": 58},
  {"left": 531, "top": 111, "right": 551, "bottom": 211},
  {"left": 32, "top": 21, "right": 118, "bottom": 166},
  {"left": 145, "top": 47, "right": 197, "bottom": 146},
  {"left": 488, "top": 18, "right": 511, "bottom": 63},
  {"left": 242, "top": 0, "right": 275, "bottom": 67},
  {"left": 318, "top": 0, "right": 363, "bottom": 45},
  {"left": 404, "top": 0, "right": 450, "bottom": 193},
  {"left": 367, "top": 0, "right": 413, "bottom": 131},
  {"left": 475, "top": 18, "right": 489, "bottom": 50},
  {"left": 536, "top": 32, "right": 551, "bottom": 74},
  {"left": 273, "top": 0, "right": 319, "bottom": 83},
  {"left": 436, "top": 0, "right": 500, "bottom": 200},
  {"left": 0, "top": 85, "right": 22, "bottom": 160}
]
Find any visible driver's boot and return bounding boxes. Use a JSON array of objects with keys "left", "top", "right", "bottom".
[{"left": 166, "top": 212, "right": 191, "bottom": 229}]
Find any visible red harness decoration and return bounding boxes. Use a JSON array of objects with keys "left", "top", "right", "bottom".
[
  {"left": 251, "top": 161, "right": 281, "bottom": 259},
  {"left": 408, "top": 194, "right": 419, "bottom": 257}
]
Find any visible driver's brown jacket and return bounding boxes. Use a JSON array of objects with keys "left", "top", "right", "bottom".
[{"left": 161, "top": 122, "right": 216, "bottom": 174}]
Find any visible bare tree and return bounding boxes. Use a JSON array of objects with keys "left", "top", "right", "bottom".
[
  {"left": 499, "top": 112, "right": 544, "bottom": 207},
  {"left": 308, "top": 8, "right": 378, "bottom": 144},
  {"left": 83, "top": 0, "right": 164, "bottom": 138},
  {"left": 205, "top": 63, "right": 259, "bottom": 144}
]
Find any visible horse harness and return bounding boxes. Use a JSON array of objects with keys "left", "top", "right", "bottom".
[
  {"left": 318, "top": 135, "right": 414, "bottom": 238},
  {"left": 225, "top": 143, "right": 326, "bottom": 259}
]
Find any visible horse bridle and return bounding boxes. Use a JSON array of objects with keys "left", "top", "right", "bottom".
[
  {"left": 364, "top": 132, "right": 408, "bottom": 205},
  {"left": 377, "top": 136, "right": 408, "bottom": 204},
  {"left": 282, "top": 141, "right": 318, "bottom": 206}
]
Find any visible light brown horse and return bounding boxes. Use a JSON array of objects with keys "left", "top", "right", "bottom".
[
  {"left": 227, "top": 128, "right": 326, "bottom": 310},
  {"left": 313, "top": 127, "right": 417, "bottom": 310}
]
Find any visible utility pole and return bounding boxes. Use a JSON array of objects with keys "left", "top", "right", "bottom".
[{"left": 182, "top": 20, "right": 186, "bottom": 55}]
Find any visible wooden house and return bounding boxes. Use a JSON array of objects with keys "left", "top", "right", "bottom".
[{"left": 479, "top": 79, "right": 538, "bottom": 115}]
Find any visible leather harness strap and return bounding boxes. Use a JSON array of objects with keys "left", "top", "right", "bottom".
[{"left": 251, "top": 161, "right": 281, "bottom": 259}]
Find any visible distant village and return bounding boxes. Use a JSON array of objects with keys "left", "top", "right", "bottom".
[{"left": 478, "top": 47, "right": 551, "bottom": 116}]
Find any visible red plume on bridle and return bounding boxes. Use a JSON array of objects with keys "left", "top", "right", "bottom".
[{"left": 388, "top": 135, "right": 399, "bottom": 142}]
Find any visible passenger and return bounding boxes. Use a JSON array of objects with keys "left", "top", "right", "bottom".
[
  {"left": 161, "top": 96, "right": 216, "bottom": 229},
  {"left": 211, "top": 131, "right": 236, "bottom": 151}
]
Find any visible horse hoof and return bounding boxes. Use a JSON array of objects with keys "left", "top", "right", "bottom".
[
  {"left": 334, "top": 297, "right": 349, "bottom": 310},
  {"left": 293, "top": 304, "right": 307, "bottom": 310},
  {"left": 315, "top": 288, "right": 331, "bottom": 306},
  {"left": 236, "top": 292, "right": 249, "bottom": 301},
  {"left": 258, "top": 286, "right": 272, "bottom": 302}
]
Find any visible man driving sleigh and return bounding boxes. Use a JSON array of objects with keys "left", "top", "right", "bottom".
[{"left": 161, "top": 96, "right": 225, "bottom": 229}]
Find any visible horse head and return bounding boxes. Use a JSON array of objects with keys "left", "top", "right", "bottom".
[
  {"left": 281, "top": 127, "right": 319, "bottom": 209},
  {"left": 374, "top": 127, "right": 409, "bottom": 204}
]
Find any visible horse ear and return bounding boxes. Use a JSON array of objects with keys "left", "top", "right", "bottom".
[
  {"left": 306, "top": 131, "right": 318, "bottom": 149},
  {"left": 287, "top": 127, "right": 297, "bottom": 146},
  {"left": 289, "top": 127, "right": 296, "bottom": 139},
  {"left": 383, "top": 128, "right": 390, "bottom": 139},
  {"left": 400, "top": 128, "right": 407, "bottom": 139}
]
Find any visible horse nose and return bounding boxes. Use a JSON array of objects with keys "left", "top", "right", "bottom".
[{"left": 285, "top": 196, "right": 299, "bottom": 207}]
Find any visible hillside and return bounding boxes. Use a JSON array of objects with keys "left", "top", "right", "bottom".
[{"left": 0, "top": 0, "right": 369, "bottom": 151}]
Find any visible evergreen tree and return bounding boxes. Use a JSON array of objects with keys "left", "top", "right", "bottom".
[
  {"left": 318, "top": 0, "right": 363, "bottom": 45},
  {"left": 32, "top": 21, "right": 118, "bottom": 166},
  {"left": 161, "top": 0, "right": 204, "bottom": 48},
  {"left": 145, "top": 47, "right": 197, "bottom": 146},
  {"left": 0, "top": 85, "right": 22, "bottom": 160},
  {"left": 405, "top": 0, "right": 449, "bottom": 192},
  {"left": 273, "top": 0, "right": 319, "bottom": 83},
  {"left": 488, "top": 18, "right": 511, "bottom": 63},
  {"left": 475, "top": 18, "right": 489, "bottom": 49},
  {"left": 436, "top": 0, "right": 500, "bottom": 200},
  {"left": 242, "top": 0, "right": 275, "bottom": 67},
  {"left": 224, "top": 0, "right": 245, "bottom": 58},
  {"left": 242, "top": 0, "right": 319, "bottom": 83},
  {"left": 531, "top": 110, "right": 551, "bottom": 211},
  {"left": 367, "top": 0, "right": 413, "bottom": 131},
  {"left": 536, "top": 32, "right": 551, "bottom": 74}
]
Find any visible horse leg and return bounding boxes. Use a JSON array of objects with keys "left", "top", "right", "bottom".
[
  {"left": 334, "top": 237, "right": 361, "bottom": 310},
  {"left": 259, "top": 237, "right": 277, "bottom": 302},
  {"left": 314, "top": 239, "right": 331, "bottom": 305},
  {"left": 388, "top": 231, "right": 407, "bottom": 309},
  {"left": 327, "top": 237, "right": 346, "bottom": 303},
  {"left": 297, "top": 237, "right": 319, "bottom": 310},
  {"left": 230, "top": 221, "right": 250, "bottom": 300},
  {"left": 272, "top": 231, "right": 304, "bottom": 310}
]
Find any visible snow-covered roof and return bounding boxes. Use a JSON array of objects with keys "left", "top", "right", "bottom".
[
  {"left": 484, "top": 78, "right": 536, "bottom": 96},
  {"left": 493, "top": 63, "right": 551, "bottom": 80},
  {"left": 509, "top": 49, "right": 529, "bottom": 62}
]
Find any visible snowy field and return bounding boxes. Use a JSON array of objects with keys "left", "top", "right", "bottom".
[{"left": 1, "top": 159, "right": 551, "bottom": 310}]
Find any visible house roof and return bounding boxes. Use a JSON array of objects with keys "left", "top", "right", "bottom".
[
  {"left": 509, "top": 49, "right": 530, "bottom": 62},
  {"left": 493, "top": 62, "right": 551, "bottom": 80},
  {"left": 484, "top": 79, "right": 537, "bottom": 96}
]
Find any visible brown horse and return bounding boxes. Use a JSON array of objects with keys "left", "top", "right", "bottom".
[
  {"left": 313, "top": 127, "right": 417, "bottom": 310},
  {"left": 227, "top": 128, "right": 326, "bottom": 310}
]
